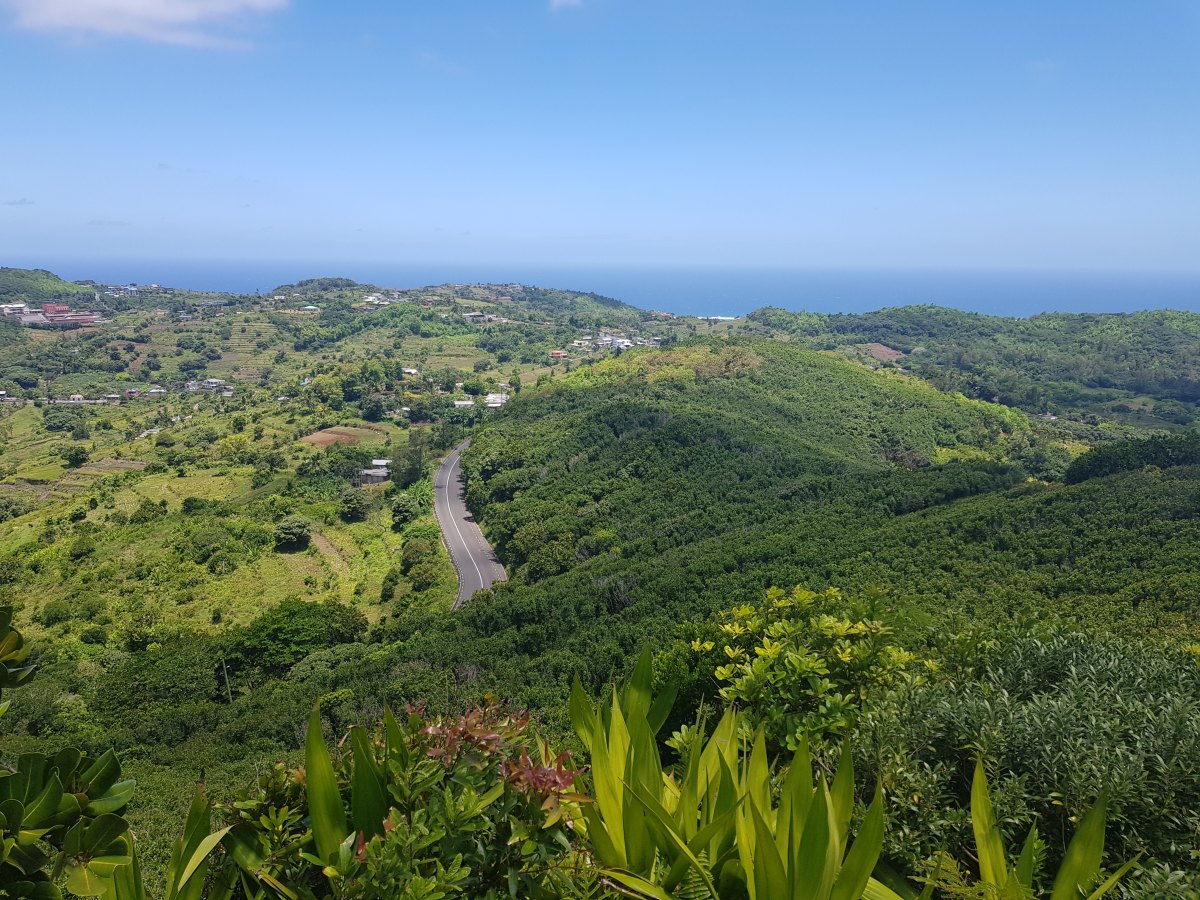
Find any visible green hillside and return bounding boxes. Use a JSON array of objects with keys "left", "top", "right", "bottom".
[
  {"left": 741, "top": 304, "right": 1200, "bottom": 426},
  {"left": 363, "top": 341, "right": 1198, "bottom": 718},
  {"left": 0, "top": 266, "right": 94, "bottom": 302},
  {"left": 2, "top": 278, "right": 1199, "bottom": 896}
]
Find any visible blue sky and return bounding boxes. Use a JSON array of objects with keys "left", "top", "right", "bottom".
[{"left": 2, "top": 1, "right": 1198, "bottom": 271}]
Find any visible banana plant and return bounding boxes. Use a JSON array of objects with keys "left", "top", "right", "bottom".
[
  {"left": 968, "top": 758, "right": 1139, "bottom": 900},
  {"left": 570, "top": 649, "right": 905, "bottom": 899}
]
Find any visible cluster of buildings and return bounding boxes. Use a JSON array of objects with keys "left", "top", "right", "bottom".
[
  {"left": 183, "top": 378, "right": 235, "bottom": 397},
  {"left": 42, "top": 378, "right": 238, "bottom": 406},
  {"left": 550, "top": 333, "right": 660, "bottom": 359},
  {"left": 353, "top": 292, "right": 414, "bottom": 312},
  {"left": 461, "top": 311, "right": 510, "bottom": 325},
  {"left": 44, "top": 387, "right": 169, "bottom": 406},
  {"left": 452, "top": 392, "right": 510, "bottom": 411},
  {"left": 0, "top": 302, "right": 101, "bottom": 327}
]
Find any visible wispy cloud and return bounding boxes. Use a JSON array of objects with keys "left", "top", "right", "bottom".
[
  {"left": 1, "top": 0, "right": 288, "bottom": 47},
  {"left": 1, "top": 197, "right": 35, "bottom": 206},
  {"left": 550, "top": 0, "right": 583, "bottom": 9}
]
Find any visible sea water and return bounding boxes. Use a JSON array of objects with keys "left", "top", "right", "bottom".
[{"left": 16, "top": 260, "right": 1200, "bottom": 319}]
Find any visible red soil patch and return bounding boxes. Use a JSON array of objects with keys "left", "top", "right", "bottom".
[
  {"left": 299, "top": 426, "right": 379, "bottom": 447},
  {"left": 860, "top": 343, "right": 906, "bottom": 362}
]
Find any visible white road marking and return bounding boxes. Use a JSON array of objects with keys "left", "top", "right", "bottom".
[{"left": 444, "top": 449, "right": 486, "bottom": 595}]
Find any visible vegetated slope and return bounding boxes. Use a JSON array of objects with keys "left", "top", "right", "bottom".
[
  {"left": 742, "top": 305, "right": 1200, "bottom": 425},
  {"left": 822, "top": 465, "right": 1200, "bottom": 632},
  {"left": 383, "top": 341, "right": 1028, "bottom": 703},
  {"left": 377, "top": 340, "right": 1200, "bottom": 719},
  {"left": 0, "top": 266, "right": 94, "bottom": 302}
]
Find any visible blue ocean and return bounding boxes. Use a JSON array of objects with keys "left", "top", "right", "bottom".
[{"left": 18, "top": 260, "right": 1200, "bottom": 319}]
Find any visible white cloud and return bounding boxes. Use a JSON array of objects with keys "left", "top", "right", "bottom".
[
  {"left": 549, "top": 0, "right": 583, "bottom": 9},
  {"left": 2, "top": 0, "right": 287, "bottom": 47}
]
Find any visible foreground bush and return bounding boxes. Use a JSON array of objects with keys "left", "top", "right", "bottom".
[
  {"left": 210, "top": 701, "right": 595, "bottom": 899},
  {"left": 852, "top": 627, "right": 1200, "bottom": 878}
]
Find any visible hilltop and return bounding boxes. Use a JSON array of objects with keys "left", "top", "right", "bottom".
[{"left": 0, "top": 266, "right": 94, "bottom": 302}]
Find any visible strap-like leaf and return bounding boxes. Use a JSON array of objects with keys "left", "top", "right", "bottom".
[
  {"left": 971, "top": 758, "right": 1009, "bottom": 888},
  {"left": 349, "top": 726, "right": 386, "bottom": 840},
  {"left": 304, "top": 703, "right": 348, "bottom": 864},
  {"left": 169, "top": 827, "right": 231, "bottom": 900},
  {"left": 832, "top": 784, "right": 887, "bottom": 900},
  {"left": 749, "top": 802, "right": 788, "bottom": 900},
  {"left": 1050, "top": 795, "right": 1107, "bottom": 900},
  {"left": 602, "top": 868, "right": 679, "bottom": 900},
  {"left": 830, "top": 740, "right": 855, "bottom": 854},
  {"left": 1085, "top": 853, "right": 1142, "bottom": 899},
  {"left": 569, "top": 676, "right": 598, "bottom": 750},
  {"left": 1014, "top": 824, "right": 1038, "bottom": 888}
]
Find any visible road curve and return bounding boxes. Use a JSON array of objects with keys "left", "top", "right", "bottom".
[{"left": 433, "top": 438, "right": 507, "bottom": 609}]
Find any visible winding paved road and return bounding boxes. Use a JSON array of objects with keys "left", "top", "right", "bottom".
[{"left": 433, "top": 439, "right": 507, "bottom": 609}]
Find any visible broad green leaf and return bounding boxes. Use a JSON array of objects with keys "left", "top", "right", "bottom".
[
  {"left": 304, "top": 703, "right": 348, "bottom": 864},
  {"left": 79, "top": 750, "right": 123, "bottom": 797},
  {"left": 85, "top": 780, "right": 136, "bottom": 816},
  {"left": 82, "top": 813, "right": 131, "bottom": 854},
  {"left": 64, "top": 861, "right": 112, "bottom": 897}
]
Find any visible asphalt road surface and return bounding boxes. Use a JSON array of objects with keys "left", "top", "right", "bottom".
[{"left": 433, "top": 438, "right": 508, "bottom": 609}]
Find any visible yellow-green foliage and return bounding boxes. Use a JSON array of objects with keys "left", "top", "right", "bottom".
[{"left": 696, "top": 587, "right": 925, "bottom": 750}]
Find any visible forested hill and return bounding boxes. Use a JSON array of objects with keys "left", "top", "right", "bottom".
[
  {"left": 740, "top": 305, "right": 1200, "bottom": 426},
  {"left": 0, "top": 266, "right": 94, "bottom": 302},
  {"left": 393, "top": 341, "right": 1028, "bottom": 699},
  {"left": 368, "top": 340, "right": 1200, "bottom": 722},
  {"left": 272, "top": 277, "right": 648, "bottom": 329}
]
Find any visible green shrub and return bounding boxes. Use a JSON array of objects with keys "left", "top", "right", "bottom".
[
  {"left": 339, "top": 487, "right": 370, "bottom": 522},
  {"left": 691, "top": 586, "right": 923, "bottom": 751},
  {"left": 221, "top": 599, "right": 366, "bottom": 682},
  {"left": 274, "top": 515, "right": 311, "bottom": 549},
  {"left": 853, "top": 626, "right": 1200, "bottom": 876},
  {"left": 389, "top": 492, "right": 421, "bottom": 530},
  {"left": 211, "top": 701, "right": 591, "bottom": 899}
]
